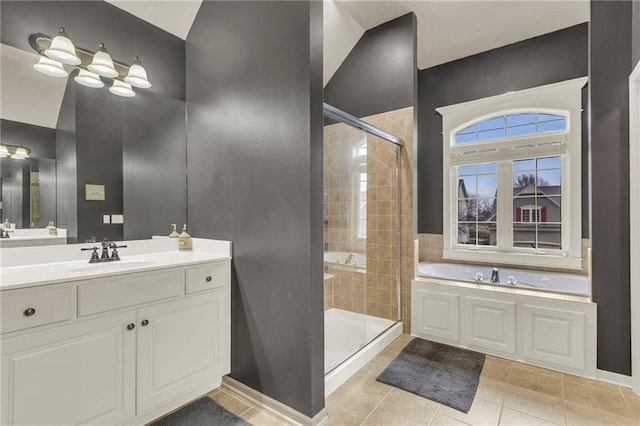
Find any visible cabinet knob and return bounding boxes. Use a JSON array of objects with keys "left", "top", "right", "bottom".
[
  {"left": 126, "top": 323, "right": 135, "bottom": 331},
  {"left": 23, "top": 308, "right": 36, "bottom": 317},
  {"left": 206, "top": 276, "right": 212, "bottom": 282},
  {"left": 141, "top": 319, "right": 149, "bottom": 327}
]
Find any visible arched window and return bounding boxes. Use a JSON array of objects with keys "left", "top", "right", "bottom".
[{"left": 436, "top": 78, "right": 586, "bottom": 270}]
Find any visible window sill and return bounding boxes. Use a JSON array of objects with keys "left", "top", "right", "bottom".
[{"left": 442, "top": 249, "right": 583, "bottom": 270}]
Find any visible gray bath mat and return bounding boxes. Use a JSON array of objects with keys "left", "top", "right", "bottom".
[
  {"left": 149, "top": 396, "right": 251, "bottom": 426},
  {"left": 376, "top": 338, "right": 485, "bottom": 413}
]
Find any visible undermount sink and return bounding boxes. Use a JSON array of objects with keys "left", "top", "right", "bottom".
[{"left": 70, "top": 259, "right": 158, "bottom": 273}]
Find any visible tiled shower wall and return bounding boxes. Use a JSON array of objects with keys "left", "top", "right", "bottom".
[{"left": 323, "top": 107, "right": 415, "bottom": 331}]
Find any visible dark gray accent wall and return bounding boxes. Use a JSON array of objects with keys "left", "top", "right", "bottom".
[
  {"left": 590, "top": 1, "right": 633, "bottom": 375},
  {"left": 633, "top": 1, "right": 640, "bottom": 66},
  {"left": 74, "top": 85, "right": 124, "bottom": 243},
  {"left": 417, "top": 23, "right": 589, "bottom": 234},
  {"left": 123, "top": 91, "right": 186, "bottom": 240},
  {"left": 186, "top": 1, "right": 324, "bottom": 417},
  {"left": 1, "top": 120, "right": 56, "bottom": 159},
  {"left": 324, "top": 13, "right": 417, "bottom": 118},
  {"left": 56, "top": 80, "right": 78, "bottom": 242},
  {"left": 1, "top": 0, "right": 186, "bottom": 101}
]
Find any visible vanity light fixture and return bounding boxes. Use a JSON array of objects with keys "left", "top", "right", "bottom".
[
  {"left": 44, "top": 27, "right": 81, "bottom": 65},
  {"left": 74, "top": 69, "right": 104, "bottom": 88},
  {"left": 29, "top": 29, "right": 152, "bottom": 98},
  {"left": 87, "top": 43, "right": 119, "bottom": 78},
  {"left": 33, "top": 56, "right": 69, "bottom": 78},
  {"left": 109, "top": 80, "right": 135, "bottom": 97},
  {"left": 0, "top": 143, "right": 31, "bottom": 160}
]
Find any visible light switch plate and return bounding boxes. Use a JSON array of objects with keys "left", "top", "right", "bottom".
[
  {"left": 111, "top": 214, "right": 124, "bottom": 224},
  {"left": 103, "top": 215, "right": 111, "bottom": 224}
]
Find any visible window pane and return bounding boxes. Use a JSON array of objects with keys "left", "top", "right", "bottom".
[
  {"left": 455, "top": 133, "right": 477, "bottom": 144},
  {"left": 459, "top": 176, "right": 476, "bottom": 197},
  {"left": 476, "top": 222, "right": 497, "bottom": 246},
  {"left": 477, "top": 116, "right": 505, "bottom": 131},
  {"left": 537, "top": 119, "right": 566, "bottom": 132},
  {"left": 477, "top": 174, "right": 497, "bottom": 198},
  {"left": 536, "top": 156, "right": 561, "bottom": 170},
  {"left": 458, "top": 223, "right": 473, "bottom": 244},
  {"left": 506, "top": 113, "right": 536, "bottom": 126},
  {"left": 458, "top": 200, "right": 476, "bottom": 221},
  {"left": 513, "top": 223, "right": 536, "bottom": 248},
  {"left": 458, "top": 165, "right": 477, "bottom": 176},
  {"left": 478, "top": 128, "right": 505, "bottom": 141},
  {"left": 537, "top": 113, "right": 564, "bottom": 122},
  {"left": 514, "top": 197, "right": 536, "bottom": 221},
  {"left": 514, "top": 159, "right": 535, "bottom": 173},
  {"left": 537, "top": 169, "right": 561, "bottom": 187},
  {"left": 478, "top": 198, "right": 497, "bottom": 221},
  {"left": 514, "top": 173, "right": 538, "bottom": 192},
  {"left": 537, "top": 223, "right": 562, "bottom": 250},
  {"left": 506, "top": 124, "right": 536, "bottom": 137},
  {"left": 477, "top": 163, "right": 497, "bottom": 174},
  {"left": 538, "top": 195, "right": 561, "bottom": 223},
  {"left": 458, "top": 124, "right": 477, "bottom": 135}
]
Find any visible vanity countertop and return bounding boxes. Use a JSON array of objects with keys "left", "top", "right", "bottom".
[{"left": 0, "top": 238, "right": 232, "bottom": 291}]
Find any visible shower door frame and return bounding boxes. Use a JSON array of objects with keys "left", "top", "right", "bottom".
[{"left": 323, "top": 103, "right": 404, "bottom": 324}]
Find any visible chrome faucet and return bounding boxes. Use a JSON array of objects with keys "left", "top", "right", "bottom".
[
  {"left": 490, "top": 268, "right": 500, "bottom": 284},
  {"left": 344, "top": 253, "right": 357, "bottom": 265}
]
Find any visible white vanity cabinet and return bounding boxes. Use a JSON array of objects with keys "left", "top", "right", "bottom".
[{"left": 1, "top": 260, "right": 231, "bottom": 426}]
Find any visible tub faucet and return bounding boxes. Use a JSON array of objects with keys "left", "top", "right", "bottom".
[
  {"left": 490, "top": 268, "right": 500, "bottom": 284},
  {"left": 344, "top": 253, "right": 357, "bottom": 265}
]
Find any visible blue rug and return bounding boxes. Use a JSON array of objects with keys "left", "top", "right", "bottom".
[
  {"left": 150, "top": 396, "right": 251, "bottom": 426},
  {"left": 377, "top": 338, "right": 485, "bottom": 413}
]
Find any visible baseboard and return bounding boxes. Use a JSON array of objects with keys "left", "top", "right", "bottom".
[
  {"left": 597, "top": 369, "right": 632, "bottom": 388},
  {"left": 222, "top": 376, "right": 328, "bottom": 426}
]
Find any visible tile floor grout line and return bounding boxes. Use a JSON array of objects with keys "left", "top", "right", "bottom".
[{"left": 358, "top": 387, "right": 393, "bottom": 425}]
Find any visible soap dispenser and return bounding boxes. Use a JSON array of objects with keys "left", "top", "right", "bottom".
[
  {"left": 3, "top": 219, "right": 10, "bottom": 229},
  {"left": 168, "top": 223, "right": 179, "bottom": 238},
  {"left": 178, "top": 224, "right": 191, "bottom": 251},
  {"left": 46, "top": 221, "right": 57, "bottom": 236}
]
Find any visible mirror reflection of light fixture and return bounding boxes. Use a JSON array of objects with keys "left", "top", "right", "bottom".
[
  {"left": 33, "top": 56, "right": 69, "bottom": 77},
  {"left": 0, "top": 143, "right": 31, "bottom": 160},
  {"left": 87, "top": 43, "right": 118, "bottom": 78},
  {"left": 124, "top": 57, "right": 151, "bottom": 88},
  {"left": 29, "top": 29, "right": 152, "bottom": 98},
  {"left": 44, "top": 27, "right": 81, "bottom": 65},
  {"left": 109, "top": 80, "right": 135, "bottom": 97},
  {"left": 74, "top": 69, "right": 104, "bottom": 88}
]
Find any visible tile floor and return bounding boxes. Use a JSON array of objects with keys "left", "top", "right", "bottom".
[{"left": 205, "top": 334, "right": 640, "bottom": 425}]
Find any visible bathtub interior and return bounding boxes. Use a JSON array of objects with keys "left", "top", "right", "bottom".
[{"left": 417, "top": 262, "right": 589, "bottom": 296}]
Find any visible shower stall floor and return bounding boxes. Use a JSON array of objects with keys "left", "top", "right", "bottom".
[{"left": 324, "top": 308, "right": 396, "bottom": 373}]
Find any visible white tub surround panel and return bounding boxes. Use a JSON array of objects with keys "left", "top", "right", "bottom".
[
  {"left": 412, "top": 279, "right": 596, "bottom": 378},
  {"left": 1, "top": 238, "right": 231, "bottom": 426}
]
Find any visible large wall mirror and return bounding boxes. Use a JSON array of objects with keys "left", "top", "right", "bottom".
[{"left": 1, "top": 13, "right": 187, "bottom": 244}]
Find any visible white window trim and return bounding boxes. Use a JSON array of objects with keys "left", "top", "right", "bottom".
[{"left": 437, "top": 77, "right": 587, "bottom": 270}]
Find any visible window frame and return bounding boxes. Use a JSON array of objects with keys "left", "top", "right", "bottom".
[{"left": 437, "top": 77, "right": 587, "bottom": 270}]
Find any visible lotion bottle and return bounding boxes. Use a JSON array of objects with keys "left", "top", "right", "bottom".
[
  {"left": 178, "top": 224, "right": 191, "bottom": 251},
  {"left": 46, "top": 221, "right": 57, "bottom": 236},
  {"left": 169, "top": 224, "right": 179, "bottom": 238}
]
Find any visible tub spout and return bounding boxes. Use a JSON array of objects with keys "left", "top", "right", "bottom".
[{"left": 490, "top": 268, "right": 500, "bottom": 284}]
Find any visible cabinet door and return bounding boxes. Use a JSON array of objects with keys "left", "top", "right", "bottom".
[
  {"left": 1, "top": 311, "right": 136, "bottom": 426},
  {"left": 137, "top": 289, "right": 229, "bottom": 413}
]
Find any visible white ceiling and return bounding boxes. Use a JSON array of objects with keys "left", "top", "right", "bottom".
[
  {"left": 105, "top": 0, "right": 203, "bottom": 40},
  {"left": 335, "top": 0, "right": 590, "bottom": 71}
]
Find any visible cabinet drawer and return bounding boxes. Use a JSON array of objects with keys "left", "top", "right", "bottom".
[
  {"left": 1, "top": 287, "right": 72, "bottom": 334},
  {"left": 78, "top": 269, "right": 184, "bottom": 317},
  {"left": 185, "top": 262, "right": 229, "bottom": 294}
]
